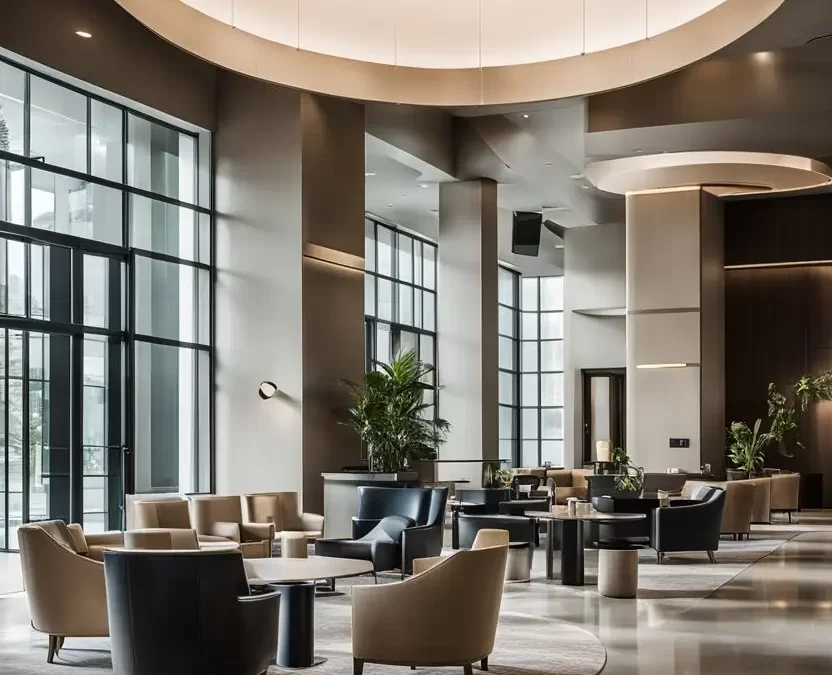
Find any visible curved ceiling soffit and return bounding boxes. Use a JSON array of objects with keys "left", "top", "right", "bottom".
[
  {"left": 585, "top": 151, "right": 832, "bottom": 197},
  {"left": 115, "top": 0, "right": 785, "bottom": 107}
]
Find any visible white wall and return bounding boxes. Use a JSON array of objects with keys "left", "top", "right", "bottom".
[
  {"left": 563, "top": 223, "right": 627, "bottom": 467},
  {"left": 214, "top": 73, "right": 304, "bottom": 497}
]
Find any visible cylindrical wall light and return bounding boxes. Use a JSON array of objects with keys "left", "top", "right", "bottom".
[{"left": 258, "top": 381, "right": 278, "bottom": 400}]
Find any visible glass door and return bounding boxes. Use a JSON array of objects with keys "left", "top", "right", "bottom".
[{"left": 0, "top": 245, "right": 126, "bottom": 550}]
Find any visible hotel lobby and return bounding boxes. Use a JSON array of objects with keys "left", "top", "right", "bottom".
[{"left": 1, "top": 1, "right": 832, "bottom": 674}]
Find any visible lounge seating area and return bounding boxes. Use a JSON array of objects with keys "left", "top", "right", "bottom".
[{"left": 4, "top": 5, "right": 832, "bottom": 675}]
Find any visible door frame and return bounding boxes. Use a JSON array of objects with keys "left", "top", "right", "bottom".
[{"left": 581, "top": 368, "right": 626, "bottom": 465}]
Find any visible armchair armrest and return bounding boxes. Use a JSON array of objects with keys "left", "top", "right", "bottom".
[
  {"left": 669, "top": 499, "right": 702, "bottom": 507},
  {"left": 238, "top": 588, "right": 281, "bottom": 603},
  {"left": 412, "top": 555, "right": 444, "bottom": 575},
  {"left": 240, "top": 522, "right": 275, "bottom": 543},
  {"left": 85, "top": 530, "right": 126, "bottom": 547},
  {"left": 352, "top": 517, "right": 381, "bottom": 540},
  {"left": 301, "top": 512, "right": 324, "bottom": 535},
  {"left": 210, "top": 521, "right": 242, "bottom": 542}
]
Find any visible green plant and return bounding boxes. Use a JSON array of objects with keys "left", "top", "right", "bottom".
[
  {"left": 726, "top": 419, "right": 769, "bottom": 475},
  {"left": 611, "top": 446, "right": 629, "bottom": 467},
  {"left": 343, "top": 349, "right": 450, "bottom": 473},
  {"left": 495, "top": 468, "right": 513, "bottom": 485},
  {"left": 766, "top": 371, "right": 832, "bottom": 457},
  {"left": 615, "top": 464, "right": 644, "bottom": 493}
]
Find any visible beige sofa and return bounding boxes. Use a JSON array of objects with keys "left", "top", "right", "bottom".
[
  {"left": 684, "top": 480, "right": 756, "bottom": 539},
  {"left": 18, "top": 521, "right": 115, "bottom": 662},
  {"left": 242, "top": 492, "right": 325, "bottom": 538},
  {"left": 352, "top": 541, "right": 508, "bottom": 675},
  {"left": 190, "top": 495, "right": 274, "bottom": 558},
  {"left": 124, "top": 528, "right": 200, "bottom": 550},
  {"left": 546, "top": 469, "right": 591, "bottom": 504},
  {"left": 770, "top": 473, "right": 801, "bottom": 521}
]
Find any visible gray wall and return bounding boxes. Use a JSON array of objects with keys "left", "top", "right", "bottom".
[
  {"left": 563, "top": 223, "right": 626, "bottom": 467},
  {"left": 214, "top": 72, "right": 304, "bottom": 497}
]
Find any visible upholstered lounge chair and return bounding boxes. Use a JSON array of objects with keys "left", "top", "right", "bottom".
[
  {"left": 190, "top": 495, "right": 275, "bottom": 558},
  {"left": 242, "top": 491, "right": 324, "bottom": 538},
  {"left": 18, "top": 521, "right": 116, "bottom": 663},
  {"left": 352, "top": 542, "right": 508, "bottom": 675}
]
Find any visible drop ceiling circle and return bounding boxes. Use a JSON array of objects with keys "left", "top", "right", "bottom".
[
  {"left": 116, "top": 0, "right": 784, "bottom": 106},
  {"left": 585, "top": 152, "right": 832, "bottom": 196}
]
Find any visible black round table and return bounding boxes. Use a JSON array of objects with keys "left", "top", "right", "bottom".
[{"left": 526, "top": 509, "right": 646, "bottom": 585}]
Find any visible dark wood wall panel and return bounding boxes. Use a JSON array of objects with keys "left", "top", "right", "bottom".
[{"left": 725, "top": 267, "right": 832, "bottom": 505}]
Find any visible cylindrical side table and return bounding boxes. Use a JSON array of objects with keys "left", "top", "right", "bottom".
[
  {"left": 505, "top": 542, "right": 533, "bottom": 583},
  {"left": 282, "top": 532, "right": 309, "bottom": 559},
  {"left": 598, "top": 547, "right": 638, "bottom": 598}
]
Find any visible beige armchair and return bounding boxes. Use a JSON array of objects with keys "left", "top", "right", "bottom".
[
  {"left": 191, "top": 495, "right": 274, "bottom": 558},
  {"left": 132, "top": 498, "right": 228, "bottom": 546},
  {"left": 770, "top": 473, "right": 800, "bottom": 521},
  {"left": 124, "top": 528, "right": 200, "bottom": 550},
  {"left": 18, "top": 521, "right": 110, "bottom": 663},
  {"left": 352, "top": 542, "right": 508, "bottom": 675},
  {"left": 62, "top": 522, "right": 124, "bottom": 561},
  {"left": 242, "top": 492, "right": 324, "bottom": 538},
  {"left": 546, "top": 469, "right": 590, "bottom": 504},
  {"left": 744, "top": 477, "right": 772, "bottom": 523}
]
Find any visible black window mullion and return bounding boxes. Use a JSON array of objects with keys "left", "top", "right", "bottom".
[
  {"left": 69, "top": 250, "right": 84, "bottom": 524},
  {"left": 2, "top": 329, "right": 8, "bottom": 545},
  {"left": 20, "top": 330, "right": 30, "bottom": 525},
  {"left": 86, "top": 97, "right": 92, "bottom": 176}
]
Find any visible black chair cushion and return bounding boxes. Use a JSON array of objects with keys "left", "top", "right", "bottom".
[
  {"left": 359, "top": 515, "right": 415, "bottom": 544},
  {"left": 314, "top": 538, "right": 399, "bottom": 573}
]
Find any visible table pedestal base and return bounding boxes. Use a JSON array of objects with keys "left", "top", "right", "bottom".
[
  {"left": 275, "top": 582, "right": 325, "bottom": 669},
  {"left": 560, "top": 519, "right": 585, "bottom": 586}
]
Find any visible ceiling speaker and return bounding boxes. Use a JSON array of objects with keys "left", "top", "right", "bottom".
[{"left": 512, "top": 211, "right": 542, "bottom": 256}]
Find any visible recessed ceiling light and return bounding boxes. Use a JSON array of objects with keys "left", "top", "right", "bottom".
[
  {"left": 76, "top": 30, "right": 92, "bottom": 38},
  {"left": 523, "top": 114, "right": 529, "bottom": 119},
  {"left": 633, "top": 149, "right": 643, "bottom": 153},
  {"left": 570, "top": 174, "right": 584, "bottom": 179},
  {"left": 431, "top": 209, "right": 439, "bottom": 214},
  {"left": 419, "top": 183, "right": 430, "bottom": 188},
  {"left": 753, "top": 51, "right": 775, "bottom": 63},
  {"left": 365, "top": 172, "right": 376, "bottom": 177},
  {"left": 580, "top": 185, "right": 591, "bottom": 189},
  {"left": 387, "top": 203, "right": 393, "bottom": 208},
  {"left": 544, "top": 162, "right": 552, "bottom": 167}
]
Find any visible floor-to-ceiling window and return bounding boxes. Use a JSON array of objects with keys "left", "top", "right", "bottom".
[
  {"left": 364, "top": 217, "right": 437, "bottom": 417},
  {"left": 520, "top": 276, "right": 564, "bottom": 467},
  {"left": 0, "top": 56, "right": 212, "bottom": 548},
  {"left": 498, "top": 266, "right": 520, "bottom": 462}
]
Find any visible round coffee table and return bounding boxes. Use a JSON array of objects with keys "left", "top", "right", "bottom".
[
  {"left": 244, "top": 556, "right": 374, "bottom": 669},
  {"left": 526, "top": 509, "right": 646, "bottom": 586}
]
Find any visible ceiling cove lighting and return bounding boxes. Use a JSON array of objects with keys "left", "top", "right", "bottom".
[
  {"left": 76, "top": 30, "right": 93, "bottom": 38},
  {"left": 365, "top": 172, "right": 376, "bottom": 177},
  {"left": 725, "top": 260, "right": 832, "bottom": 270},
  {"left": 636, "top": 363, "right": 690, "bottom": 369}
]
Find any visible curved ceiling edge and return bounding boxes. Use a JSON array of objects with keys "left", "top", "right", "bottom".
[{"left": 115, "top": 0, "right": 784, "bottom": 107}]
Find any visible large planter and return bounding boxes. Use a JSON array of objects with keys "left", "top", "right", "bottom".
[
  {"left": 726, "top": 469, "right": 748, "bottom": 481},
  {"left": 320, "top": 471, "right": 420, "bottom": 538}
]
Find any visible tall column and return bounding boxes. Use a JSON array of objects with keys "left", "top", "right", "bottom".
[
  {"left": 437, "top": 180, "right": 499, "bottom": 485},
  {"left": 215, "top": 73, "right": 364, "bottom": 511},
  {"left": 626, "top": 187, "right": 725, "bottom": 475}
]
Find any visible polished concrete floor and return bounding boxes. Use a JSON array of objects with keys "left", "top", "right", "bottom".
[{"left": 1, "top": 513, "right": 831, "bottom": 674}]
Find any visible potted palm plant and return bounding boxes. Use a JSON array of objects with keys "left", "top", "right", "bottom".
[
  {"left": 726, "top": 419, "right": 769, "bottom": 480},
  {"left": 343, "top": 349, "right": 450, "bottom": 473}
]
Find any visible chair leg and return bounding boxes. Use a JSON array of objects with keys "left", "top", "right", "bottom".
[
  {"left": 656, "top": 551, "right": 664, "bottom": 565},
  {"left": 353, "top": 658, "right": 365, "bottom": 675},
  {"left": 481, "top": 656, "right": 489, "bottom": 671},
  {"left": 56, "top": 636, "right": 65, "bottom": 653},
  {"left": 47, "top": 635, "right": 57, "bottom": 664},
  {"left": 372, "top": 571, "right": 378, "bottom": 584},
  {"left": 411, "top": 667, "right": 416, "bottom": 670},
  {"left": 707, "top": 550, "right": 716, "bottom": 564},
  {"left": 788, "top": 512, "right": 792, "bottom": 523},
  {"left": 464, "top": 664, "right": 474, "bottom": 675}
]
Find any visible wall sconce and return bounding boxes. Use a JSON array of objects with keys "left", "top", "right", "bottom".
[{"left": 258, "top": 381, "right": 278, "bottom": 400}]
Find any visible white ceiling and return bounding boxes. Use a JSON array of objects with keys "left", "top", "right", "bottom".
[{"left": 180, "top": 0, "right": 725, "bottom": 68}]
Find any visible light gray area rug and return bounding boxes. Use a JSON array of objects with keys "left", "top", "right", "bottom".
[{"left": 0, "top": 584, "right": 606, "bottom": 675}]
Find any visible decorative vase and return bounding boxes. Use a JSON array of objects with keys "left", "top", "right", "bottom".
[
  {"left": 596, "top": 440, "right": 612, "bottom": 463},
  {"left": 726, "top": 469, "right": 748, "bottom": 481}
]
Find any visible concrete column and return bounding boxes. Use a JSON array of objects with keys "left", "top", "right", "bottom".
[
  {"left": 437, "top": 179, "right": 499, "bottom": 484},
  {"left": 626, "top": 187, "right": 724, "bottom": 474},
  {"left": 214, "top": 73, "right": 364, "bottom": 511}
]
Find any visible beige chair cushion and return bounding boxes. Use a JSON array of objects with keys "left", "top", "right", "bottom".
[
  {"left": 571, "top": 470, "right": 591, "bottom": 489},
  {"left": 472, "top": 529, "right": 510, "bottom": 549},
  {"left": 243, "top": 494, "right": 285, "bottom": 531},
  {"left": 546, "top": 469, "right": 575, "bottom": 487},
  {"left": 190, "top": 496, "right": 244, "bottom": 536},
  {"left": 133, "top": 499, "right": 192, "bottom": 529},
  {"left": 33, "top": 520, "right": 78, "bottom": 553}
]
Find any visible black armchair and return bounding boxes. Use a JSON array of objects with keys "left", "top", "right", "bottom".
[
  {"left": 651, "top": 487, "right": 726, "bottom": 564},
  {"left": 103, "top": 549, "right": 279, "bottom": 675},
  {"left": 457, "top": 513, "right": 536, "bottom": 549},
  {"left": 316, "top": 486, "right": 448, "bottom": 577}
]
